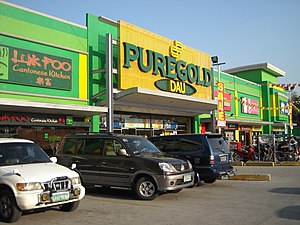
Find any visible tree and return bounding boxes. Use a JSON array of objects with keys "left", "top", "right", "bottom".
[
  {"left": 45, "top": 135, "right": 62, "bottom": 154},
  {"left": 291, "top": 92, "right": 300, "bottom": 125}
]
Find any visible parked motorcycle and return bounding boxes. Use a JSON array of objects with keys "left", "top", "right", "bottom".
[
  {"left": 231, "top": 145, "right": 258, "bottom": 162},
  {"left": 276, "top": 136, "right": 300, "bottom": 162},
  {"left": 257, "top": 143, "right": 274, "bottom": 161}
]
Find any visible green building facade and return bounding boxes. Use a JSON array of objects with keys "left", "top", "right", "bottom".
[
  {"left": 0, "top": 2, "right": 106, "bottom": 150},
  {"left": 199, "top": 63, "right": 289, "bottom": 145},
  {"left": 0, "top": 1, "right": 291, "bottom": 148}
]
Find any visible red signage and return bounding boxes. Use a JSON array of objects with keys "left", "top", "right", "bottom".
[
  {"left": 0, "top": 114, "right": 66, "bottom": 124},
  {"left": 214, "top": 90, "right": 232, "bottom": 111},
  {"left": 241, "top": 97, "right": 259, "bottom": 115}
]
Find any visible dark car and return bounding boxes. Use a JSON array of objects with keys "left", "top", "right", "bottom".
[
  {"left": 149, "top": 134, "right": 234, "bottom": 184},
  {"left": 56, "top": 133, "right": 194, "bottom": 200}
]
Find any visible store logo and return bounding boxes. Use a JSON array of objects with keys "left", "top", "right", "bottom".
[
  {"left": 169, "top": 41, "right": 183, "bottom": 59},
  {"left": 0, "top": 46, "right": 9, "bottom": 80},
  {"left": 123, "top": 41, "right": 212, "bottom": 96}
]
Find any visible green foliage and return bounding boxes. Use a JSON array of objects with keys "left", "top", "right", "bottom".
[
  {"left": 45, "top": 135, "right": 62, "bottom": 143},
  {"left": 45, "top": 135, "right": 62, "bottom": 150},
  {"left": 291, "top": 92, "right": 300, "bottom": 125}
]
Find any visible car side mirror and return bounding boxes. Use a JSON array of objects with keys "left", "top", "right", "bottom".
[
  {"left": 50, "top": 156, "right": 57, "bottom": 163},
  {"left": 71, "top": 163, "right": 77, "bottom": 169},
  {"left": 118, "top": 148, "right": 129, "bottom": 156}
]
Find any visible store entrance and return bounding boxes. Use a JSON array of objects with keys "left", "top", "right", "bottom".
[{"left": 239, "top": 130, "right": 251, "bottom": 146}]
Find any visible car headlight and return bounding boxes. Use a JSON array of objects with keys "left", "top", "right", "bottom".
[
  {"left": 187, "top": 160, "right": 193, "bottom": 169},
  {"left": 159, "top": 162, "right": 177, "bottom": 173},
  {"left": 70, "top": 177, "right": 81, "bottom": 185},
  {"left": 16, "top": 182, "right": 42, "bottom": 191}
]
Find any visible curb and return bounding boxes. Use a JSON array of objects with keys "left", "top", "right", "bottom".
[
  {"left": 245, "top": 162, "right": 275, "bottom": 166},
  {"left": 231, "top": 162, "right": 244, "bottom": 166},
  {"left": 228, "top": 174, "right": 271, "bottom": 181},
  {"left": 279, "top": 161, "right": 300, "bottom": 166},
  {"left": 231, "top": 161, "right": 275, "bottom": 166},
  {"left": 232, "top": 161, "right": 300, "bottom": 166}
]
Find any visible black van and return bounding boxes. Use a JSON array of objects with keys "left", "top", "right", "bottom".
[
  {"left": 149, "top": 134, "right": 234, "bottom": 184},
  {"left": 56, "top": 133, "right": 194, "bottom": 200}
]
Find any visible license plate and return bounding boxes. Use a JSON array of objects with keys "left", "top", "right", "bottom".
[
  {"left": 183, "top": 174, "right": 192, "bottom": 182},
  {"left": 51, "top": 192, "right": 70, "bottom": 203},
  {"left": 220, "top": 156, "right": 227, "bottom": 162}
]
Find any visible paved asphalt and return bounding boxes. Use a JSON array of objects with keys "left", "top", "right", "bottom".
[{"left": 3, "top": 166, "right": 300, "bottom": 225}]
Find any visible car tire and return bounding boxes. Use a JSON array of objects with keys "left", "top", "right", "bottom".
[
  {"left": 134, "top": 177, "right": 158, "bottom": 200},
  {"left": 59, "top": 201, "right": 80, "bottom": 212},
  {"left": 203, "top": 178, "right": 217, "bottom": 184},
  {"left": 0, "top": 188, "right": 22, "bottom": 223},
  {"left": 252, "top": 153, "right": 259, "bottom": 161},
  {"left": 233, "top": 154, "right": 243, "bottom": 162}
]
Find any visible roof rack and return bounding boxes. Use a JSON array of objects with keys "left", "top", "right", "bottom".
[{"left": 72, "top": 132, "right": 114, "bottom": 136}]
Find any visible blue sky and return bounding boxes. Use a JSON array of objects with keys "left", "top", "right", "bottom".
[{"left": 4, "top": 0, "right": 300, "bottom": 89}]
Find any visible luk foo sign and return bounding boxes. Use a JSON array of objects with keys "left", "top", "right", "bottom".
[{"left": 123, "top": 41, "right": 212, "bottom": 96}]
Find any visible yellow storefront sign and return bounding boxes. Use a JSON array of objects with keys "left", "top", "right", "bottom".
[{"left": 119, "top": 20, "right": 212, "bottom": 99}]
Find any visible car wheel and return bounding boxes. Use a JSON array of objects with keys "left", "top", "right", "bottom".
[
  {"left": 252, "top": 153, "right": 259, "bottom": 161},
  {"left": 135, "top": 177, "right": 158, "bottom": 200},
  {"left": 59, "top": 201, "right": 80, "bottom": 212},
  {"left": 0, "top": 189, "right": 22, "bottom": 223},
  {"left": 203, "top": 178, "right": 217, "bottom": 184},
  {"left": 233, "top": 154, "right": 242, "bottom": 162}
]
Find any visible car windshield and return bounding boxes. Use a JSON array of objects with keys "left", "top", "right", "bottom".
[
  {"left": 208, "top": 136, "right": 230, "bottom": 153},
  {"left": 122, "top": 137, "right": 162, "bottom": 155},
  {"left": 0, "top": 142, "right": 51, "bottom": 166}
]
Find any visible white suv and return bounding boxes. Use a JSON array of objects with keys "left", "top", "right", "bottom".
[{"left": 0, "top": 138, "right": 85, "bottom": 223}]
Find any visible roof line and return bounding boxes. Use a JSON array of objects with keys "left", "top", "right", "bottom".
[
  {"left": 2, "top": 1, "right": 87, "bottom": 29},
  {"left": 224, "top": 63, "right": 285, "bottom": 77}
]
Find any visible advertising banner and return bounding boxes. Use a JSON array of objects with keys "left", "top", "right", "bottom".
[
  {"left": 0, "top": 45, "right": 72, "bottom": 90},
  {"left": 241, "top": 97, "right": 259, "bottom": 115},
  {"left": 280, "top": 100, "right": 289, "bottom": 115},
  {"left": 214, "top": 90, "right": 231, "bottom": 111},
  {"left": 217, "top": 82, "right": 226, "bottom": 127}
]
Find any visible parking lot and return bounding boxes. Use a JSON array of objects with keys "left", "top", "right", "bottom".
[{"left": 6, "top": 166, "right": 300, "bottom": 225}]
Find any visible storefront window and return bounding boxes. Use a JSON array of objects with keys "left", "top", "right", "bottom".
[{"left": 100, "top": 112, "right": 191, "bottom": 137}]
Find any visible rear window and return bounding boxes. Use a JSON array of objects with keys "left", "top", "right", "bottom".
[
  {"left": 178, "top": 136, "right": 204, "bottom": 152},
  {"left": 150, "top": 136, "right": 204, "bottom": 153},
  {"left": 207, "top": 136, "right": 230, "bottom": 153},
  {"left": 150, "top": 137, "right": 177, "bottom": 152}
]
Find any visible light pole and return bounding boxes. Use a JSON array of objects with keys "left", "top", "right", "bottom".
[
  {"left": 211, "top": 56, "right": 226, "bottom": 134},
  {"left": 211, "top": 56, "right": 225, "bottom": 83}
]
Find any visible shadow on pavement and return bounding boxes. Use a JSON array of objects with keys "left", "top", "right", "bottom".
[
  {"left": 269, "top": 187, "right": 300, "bottom": 195},
  {"left": 277, "top": 205, "right": 300, "bottom": 221},
  {"left": 85, "top": 186, "right": 138, "bottom": 200}
]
